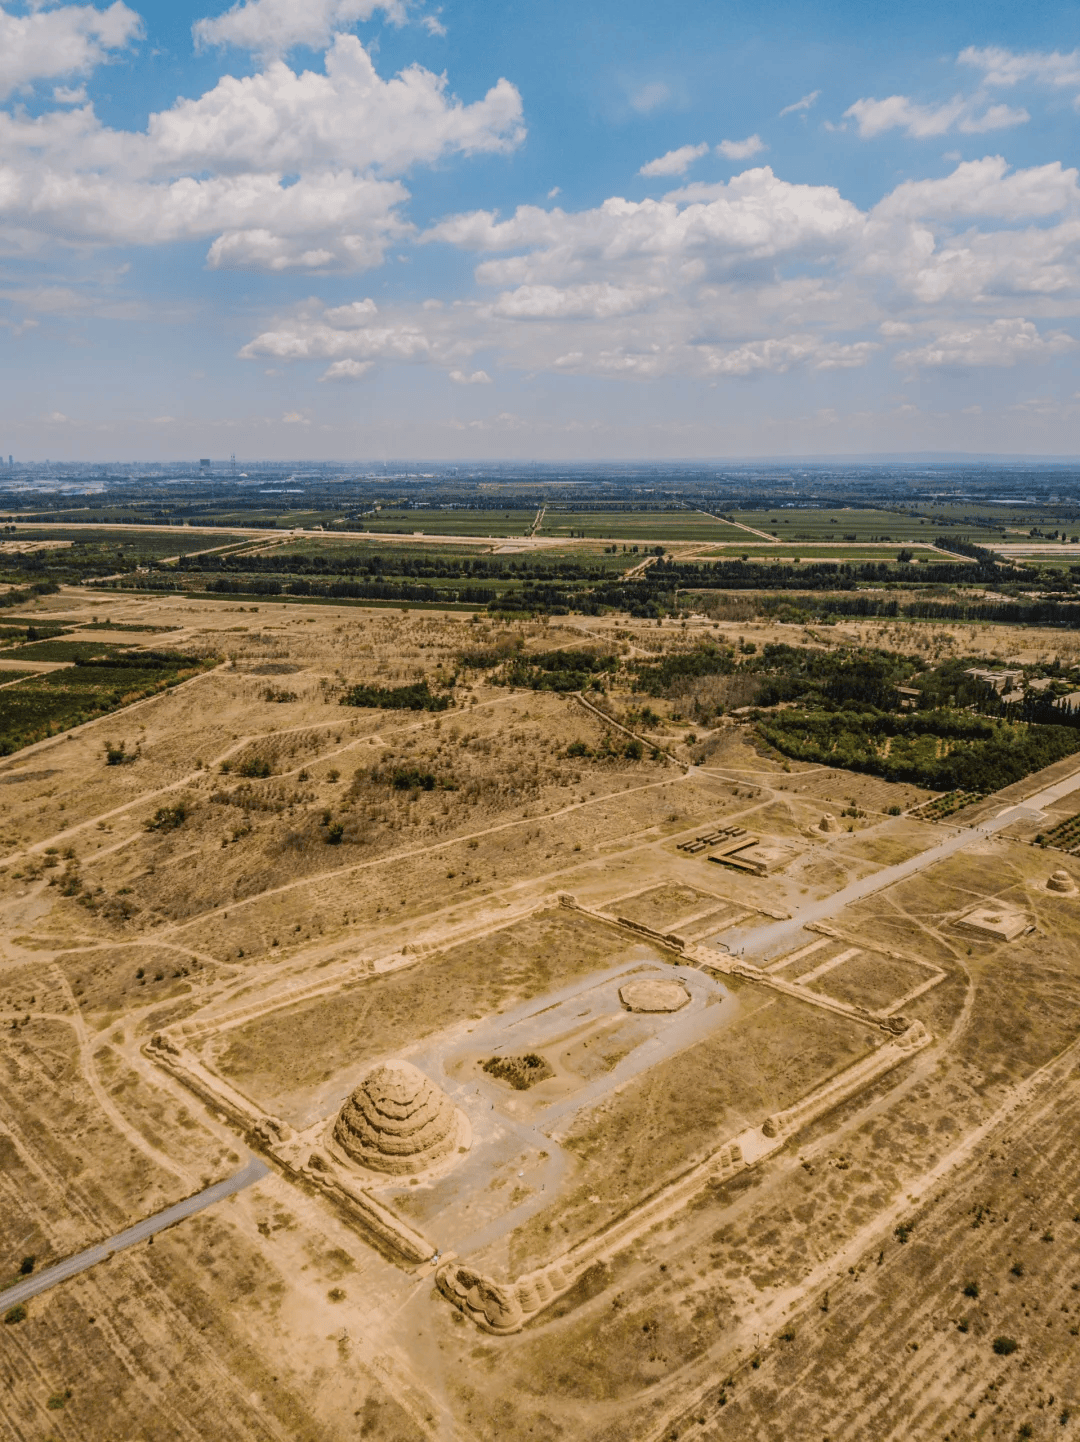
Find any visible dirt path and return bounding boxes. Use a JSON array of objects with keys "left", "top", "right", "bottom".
[{"left": 48, "top": 965, "right": 195, "bottom": 1185}]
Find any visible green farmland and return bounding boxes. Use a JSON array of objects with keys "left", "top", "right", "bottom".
[
  {"left": 538, "top": 509, "right": 750, "bottom": 542},
  {"left": 0, "top": 650, "right": 215, "bottom": 756},
  {"left": 693, "top": 542, "right": 972, "bottom": 563},
  {"left": 359, "top": 508, "right": 539, "bottom": 536}
]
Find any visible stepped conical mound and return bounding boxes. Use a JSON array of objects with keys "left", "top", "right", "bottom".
[{"left": 334, "top": 1061, "right": 458, "bottom": 1175}]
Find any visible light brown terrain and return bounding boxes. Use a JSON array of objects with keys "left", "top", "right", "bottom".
[{"left": 1, "top": 587, "right": 1079, "bottom": 1441}]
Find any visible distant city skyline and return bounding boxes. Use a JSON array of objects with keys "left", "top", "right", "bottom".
[{"left": 0, "top": 0, "right": 1078, "bottom": 459}]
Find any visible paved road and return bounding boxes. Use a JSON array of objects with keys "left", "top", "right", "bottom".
[
  {"left": 0, "top": 1157, "right": 268, "bottom": 1311},
  {"left": 714, "top": 775, "right": 1076, "bottom": 963}
]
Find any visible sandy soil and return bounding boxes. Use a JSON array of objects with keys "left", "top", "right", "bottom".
[{"left": 3, "top": 588, "right": 1080, "bottom": 1441}]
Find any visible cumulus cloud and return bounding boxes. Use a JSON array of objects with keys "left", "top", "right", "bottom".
[
  {"left": 958, "top": 46, "right": 1080, "bottom": 91},
  {"left": 492, "top": 283, "right": 661, "bottom": 319},
  {"left": 844, "top": 93, "right": 1028, "bottom": 138},
  {"left": 319, "top": 358, "right": 374, "bottom": 380},
  {"left": 780, "top": 90, "right": 819, "bottom": 117},
  {"left": 874, "top": 156, "right": 1079, "bottom": 222},
  {"left": 717, "top": 134, "right": 766, "bottom": 160},
  {"left": 896, "top": 318, "right": 1076, "bottom": 368},
  {"left": 639, "top": 142, "right": 709, "bottom": 178},
  {"left": 0, "top": 1, "right": 141, "bottom": 99},
  {"left": 194, "top": 0, "right": 407, "bottom": 57},
  {"left": 893, "top": 318, "right": 1072, "bottom": 369},
  {"left": 0, "top": 34, "right": 524, "bottom": 271},
  {"left": 427, "top": 168, "right": 863, "bottom": 284},
  {"left": 448, "top": 368, "right": 491, "bottom": 383},
  {"left": 230, "top": 143, "right": 1080, "bottom": 396},
  {"left": 704, "top": 334, "right": 878, "bottom": 375}
]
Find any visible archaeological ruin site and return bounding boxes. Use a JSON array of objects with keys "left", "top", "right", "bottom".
[{"left": 4, "top": 561, "right": 1080, "bottom": 1442}]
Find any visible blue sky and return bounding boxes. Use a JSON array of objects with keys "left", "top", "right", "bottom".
[{"left": 1, "top": 0, "right": 1079, "bottom": 460}]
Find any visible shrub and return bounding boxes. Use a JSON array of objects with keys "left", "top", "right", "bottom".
[
  {"left": 3, "top": 1305, "right": 26, "bottom": 1324},
  {"left": 962, "top": 1280, "right": 979, "bottom": 1298},
  {"left": 146, "top": 802, "right": 188, "bottom": 831},
  {"left": 236, "top": 756, "right": 271, "bottom": 778},
  {"left": 992, "top": 1335, "right": 1019, "bottom": 1355},
  {"left": 18, "top": 1256, "right": 34, "bottom": 1276},
  {"left": 387, "top": 766, "right": 437, "bottom": 792},
  {"left": 341, "top": 680, "right": 450, "bottom": 711}
]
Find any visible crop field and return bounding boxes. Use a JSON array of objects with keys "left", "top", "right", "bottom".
[
  {"left": 733, "top": 508, "right": 979, "bottom": 543},
  {"left": 539, "top": 508, "right": 751, "bottom": 541},
  {"left": 263, "top": 535, "right": 492, "bottom": 559},
  {"left": 5, "top": 527, "right": 248, "bottom": 559},
  {"left": 0, "top": 649, "right": 214, "bottom": 755},
  {"left": 360, "top": 506, "right": 539, "bottom": 535},
  {"left": 691, "top": 542, "right": 969, "bottom": 562}
]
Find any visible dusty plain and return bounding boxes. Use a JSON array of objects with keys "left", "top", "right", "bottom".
[{"left": 2, "top": 587, "right": 1080, "bottom": 1441}]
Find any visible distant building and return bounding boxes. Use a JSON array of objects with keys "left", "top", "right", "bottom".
[
  {"left": 896, "top": 685, "right": 920, "bottom": 710},
  {"left": 964, "top": 667, "right": 1023, "bottom": 694},
  {"left": 199, "top": 458, "right": 211, "bottom": 474}
]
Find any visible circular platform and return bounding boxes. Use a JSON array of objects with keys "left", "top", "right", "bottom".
[{"left": 619, "top": 977, "right": 691, "bottom": 1013}]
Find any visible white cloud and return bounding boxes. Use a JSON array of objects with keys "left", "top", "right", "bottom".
[
  {"left": 0, "top": 34, "right": 524, "bottom": 272},
  {"left": 235, "top": 151, "right": 1080, "bottom": 396},
  {"left": 428, "top": 168, "right": 863, "bottom": 282},
  {"left": 547, "top": 185, "right": 560, "bottom": 198},
  {"left": 319, "top": 358, "right": 374, "bottom": 379},
  {"left": 873, "top": 155, "right": 1080, "bottom": 223},
  {"left": 844, "top": 93, "right": 1028, "bottom": 139},
  {"left": 780, "top": 90, "right": 819, "bottom": 117},
  {"left": 629, "top": 81, "right": 669, "bottom": 114},
  {"left": 704, "top": 334, "right": 877, "bottom": 375},
  {"left": 0, "top": 1, "right": 141, "bottom": 100},
  {"left": 149, "top": 37, "right": 524, "bottom": 176},
  {"left": 281, "top": 408, "right": 311, "bottom": 422},
  {"left": 194, "top": 0, "right": 407, "bottom": 57},
  {"left": 448, "top": 368, "right": 491, "bottom": 383},
  {"left": 896, "top": 318, "right": 1076, "bottom": 368},
  {"left": 958, "top": 46, "right": 1080, "bottom": 90},
  {"left": 492, "top": 283, "right": 661, "bottom": 319},
  {"left": 639, "top": 142, "right": 708, "bottom": 178},
  {"left": 717, "top": 134, "right": 766, "bottom": 160}
]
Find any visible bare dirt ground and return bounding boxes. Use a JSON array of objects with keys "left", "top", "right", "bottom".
[{"left": 3, "top": 588, "right": 1080, "bottom": 1441}]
